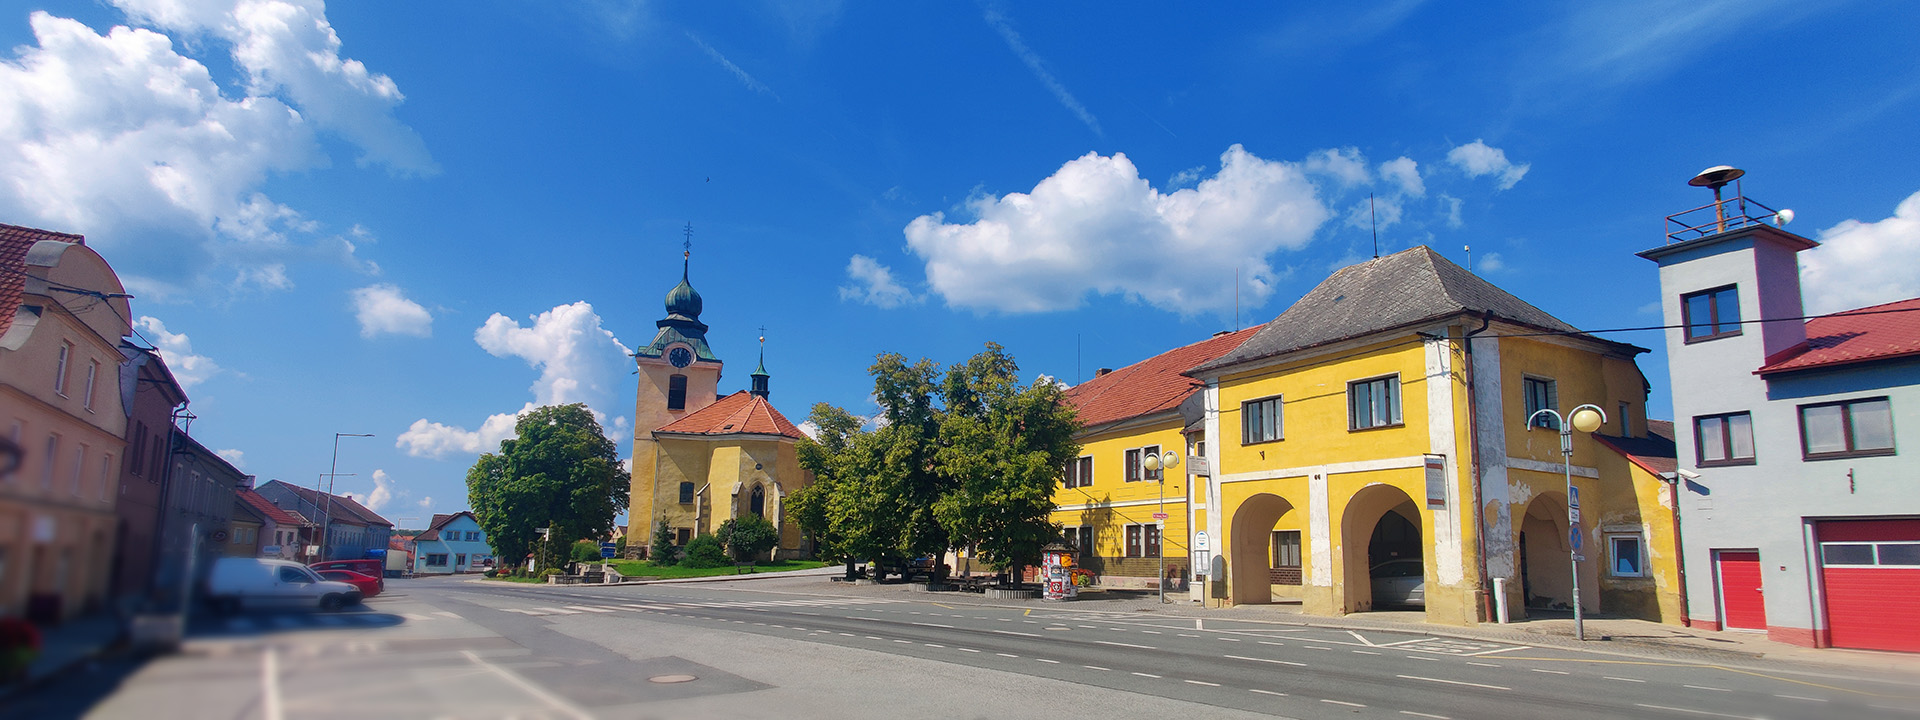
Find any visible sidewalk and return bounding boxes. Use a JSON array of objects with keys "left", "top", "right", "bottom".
[
  {"left": 1, "top": 612, "right": 123, "bottom": 699},
  {"left": 722, "top": 574, "right": 1920, "bottom": 679}
]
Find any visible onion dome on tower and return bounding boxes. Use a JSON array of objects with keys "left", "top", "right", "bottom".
[{"left": 636, "top": 238, "right": 718, "bottom": 365}]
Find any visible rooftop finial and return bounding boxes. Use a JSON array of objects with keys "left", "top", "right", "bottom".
[
  {"left": 683, "top": 222, "right": 693, "bottom": 259},
  {"left": 751, "top": 326, "right": 770, "bottom": 397}
]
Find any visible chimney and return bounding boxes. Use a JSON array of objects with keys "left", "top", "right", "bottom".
[
  {"left": 1212, "top": 330, "right": 1233, "bottom": 337},
  {"left": 1095, "top": 368, "right": 1113, "bottom": 377}
]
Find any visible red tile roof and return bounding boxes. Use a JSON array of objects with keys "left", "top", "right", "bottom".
[
  {"left": 656, "top": 391, "right": 805, "bottom": 439},
  {"left": 1757, "top": 297, "right": 1920, "bottom": 375},
  {"left": 1594, "top": 420, "right": 1678, "bottom": 478},
  {"left": 1064, "top": 328, "right": 1260, "bottom": 430},
  {"left": 237, "top": 488, "right": 305, "bottom": 526},
  {"left": 0, "top": 223, "right": 83, "bottom": 338},
  {"left": 330, "top": 492, "right": 394, "bottom": 527}
]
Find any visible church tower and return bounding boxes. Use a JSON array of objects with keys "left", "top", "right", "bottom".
[{"left": 629, "top": 241, "right": 723, "bottom": 547}]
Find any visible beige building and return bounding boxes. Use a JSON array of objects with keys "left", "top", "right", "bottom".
[
  {"left": 627, "top": 250, "right": 811, "bottom": 559},
  {"left": 0, "top": 223, "right": 132, "bottom": 622}
]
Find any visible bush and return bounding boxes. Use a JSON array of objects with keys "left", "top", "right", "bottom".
[
  {"left": 651, "top": 520, "right": 679, "bottom": 566},
  {"left": 571, "top": 540, "right": 603, "bottom": 563},
  {"left": 483, "top": 568, "right": 499, "bottom": 578},
  {"left": 681, "top": 534, "right": 729, "bottom": 569},
  {"left": 718, "top": 514, "right": 778, "bottom": 564}
]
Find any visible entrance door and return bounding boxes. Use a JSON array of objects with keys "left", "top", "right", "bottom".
[{"left": 1716, "top": 550, "right": 1766, "bottom": 631}]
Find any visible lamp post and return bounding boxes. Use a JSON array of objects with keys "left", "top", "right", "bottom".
[
  {"left": 320, "top": 433, "right": 374, "bottom": 561},
  {"left": 1527, "top": 404, "right": 1607, "bottom": 641},
  {"left": 1142, "top": 449, "right": 1180, "bottom": 604}
]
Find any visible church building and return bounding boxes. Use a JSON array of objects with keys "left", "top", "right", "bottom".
[{"left": 627, "top": 247, "right": 811, "bottom": 560}]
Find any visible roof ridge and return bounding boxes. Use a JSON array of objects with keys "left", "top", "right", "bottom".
[{"left": 1820, "top": 295, "right": 1920, "bottom": 316}]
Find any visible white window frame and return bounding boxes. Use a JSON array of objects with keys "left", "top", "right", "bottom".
[
  {"left": 1242, "top": 395, "right": 1283, "bottom": 445},
  {"left": 83, "top": 360, "right": 99, "bottom": 411},
  {"left": 1607, "top": 534, "right": 1647, "bottom": 577},
  {"left": 1348, "top": 374, "right": 1403, "bottom": 430},
  {"left": 55, "top": 340, "right": 72, "bottom": 396},
  {"left": 1524, "top": 375, "right": 1559, "bottom": 429}
]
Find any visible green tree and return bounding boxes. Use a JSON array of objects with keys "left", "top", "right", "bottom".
[
  {"left": 466, "top": 404, "right": 630, "bottom": 573},
  {"left": 789, "top": 344, "right": 1079, "bottom": 582},
  {"left": 571, "top": 539, "right": 602, "bottom": 563},
  {"left": 717, "top": 513, "right": 778, "bottom": 564},
  {"left": 681, "top": 534, "right": 729, "bottom": 568},
  {"left": 650, "top": 519, "right": 679, "bottom": 565}
]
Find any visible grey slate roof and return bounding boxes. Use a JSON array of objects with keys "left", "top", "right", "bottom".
[{"left": 1193, "top": 246, "right": 1628, "bottom": 375}]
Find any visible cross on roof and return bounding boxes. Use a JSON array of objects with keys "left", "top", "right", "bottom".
[{"left": 682, "top": 222, "right": 693, "bottom": 257}]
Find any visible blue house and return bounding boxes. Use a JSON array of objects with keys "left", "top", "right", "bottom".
[{"left": 413, "top": 512, "right": 493, "bottom": 574}]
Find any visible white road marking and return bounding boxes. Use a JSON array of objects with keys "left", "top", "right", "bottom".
[
  {"left": 1322, "top": 700, "right": 1366, "bottom": 708},
  {"left": 924, "top": 644, "right": 944, "bottom": 648},
  {"left": 865, "top": 636, "right": 882, "bottom": 640},
  {"left": 1094, "top": 640, "right": 1156, "bottom": 650},
  {"left": 432, "top": 611, "right": 461, "bottom": 619},
  {"left": 1684, "top": 685, "right": 1732, "bottom": 692},
  {"left": 1185, "top": 680, "right": 1221, "bottom": 687},
  {"left": 960, "top": 648, "right": 981, "bottom": 653},
  {"left": 997, "top": 653, "right": 1018, "bottom": 658},
  {"left": 1225, "top": 654, "right": 1305, "bottom": 667},
  {"left": 1604, "top": 676, "right": 1646, "bottom": 683},
  {"left": 534, "top": 607, "right": 581, "bottom": 615},
  {"left": 1465, "top": 645, "right": 1532, "bottom": 656},
  {"left": 462, "top": 651, "right": 593, "bottom": 720},
  {"left": 1633, "top": 703, "right": 1759, "bottom": 719},
  {"left": 1132, "top": 672, "right": 1161, "bottom": 678},
  {"left": 1084, "top": 665, "right": 1109, "bottom": 671},
  {"left": 563, "top": 605, "right": 614, "bottom": 613},
  {"left": 1250, "top": 689, "right": 1287, "bottom": 697},
  {"left": 1141, "top": 630, "right": 1162, "bottom": 634},
  {"left": 1529, "top": 668, "right": 1570, "bottom": 675},
  {"left": 1259, "top": 641, "right": 1285, "bottom": 646},
  {"left": 1037, "top": 659, "right": 1061, "bottom": 664},
  {"left": 1397, "top": 674, "right": 1510, "bottom": 691},
  {"left": 913, "top": 622, "right": 954, "bottom": 628},
  {"left": 1306, "top": 646, "right": 1332, "bottom": 650},
  {"left": 993, "top": 629, "right": 1042, "bottom": 638},
  {"left": 261, "top": 647, "right": 283, "bottom": 720},
  {"left": 1407, "top": 655, "right": 1442, "bottom": 662},
  {"left": 1353, "top": 650, "right": 1381, "bottom": 655},
  {"left": 839, "top": 633, "right": 855, "bottom": 637},
  {"left": 1467, "top": 662, "right": 1500, "bottom": 667},
  {"left": 1400, "top": 712, "right": 1450, "bottom": 719},
  {"left": 1179, "top": 634, "right": 1199, "bottom": 638},
  {"left": 1219, "top": 638, "right": 1241, "bottom": 642},
  {"left": 1774, "top": 695, "right": 1826, "bottom": 702}
]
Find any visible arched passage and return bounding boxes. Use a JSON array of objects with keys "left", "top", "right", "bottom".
[
  {"left": 1519, "top": 492, "right": 1573, "bottom": 611},
  {"left": 1340, "top": 483, "right": 1423, "bottom": 613},
  {"left": 1229, "top": 493, "right": 1295, "bottom": 604}
]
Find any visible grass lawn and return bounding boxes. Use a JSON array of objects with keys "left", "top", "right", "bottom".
[{"left": 609, "top": 558, "right": 829, "bottom": 580}]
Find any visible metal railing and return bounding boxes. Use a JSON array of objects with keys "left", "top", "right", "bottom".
[{"left": 1664, "top": 193, "right": 1784, "bottom": 244}]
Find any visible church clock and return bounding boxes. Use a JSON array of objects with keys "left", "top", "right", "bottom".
[{"left": 668, "top": 346, "right": 693, "bottom": 368}]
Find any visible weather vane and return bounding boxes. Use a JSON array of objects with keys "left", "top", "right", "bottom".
[{"left": 683, "top": 222, "right": 693, "bottom": 258}]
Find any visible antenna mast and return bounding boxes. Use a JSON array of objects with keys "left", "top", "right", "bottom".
[{"left": 1370, "top": 194, "right": 1379, "bottom": 259}]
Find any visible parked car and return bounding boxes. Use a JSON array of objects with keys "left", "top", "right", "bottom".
[
  {"left": 310, "top": 559, "right": 386, "bottom": 593},
  {"left": 315, "top": 569, "right": 383, "bottom": 599},
  {"left": 206, "top": 558, "right": 363, "bottom": 613},
  {"left": 1369, "top": 558, "right": 1426, "bottom": 607}
]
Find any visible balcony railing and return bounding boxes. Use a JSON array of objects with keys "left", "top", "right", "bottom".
[{"left": 1664, "top": 193, "right": 1784, "bottom": 244}]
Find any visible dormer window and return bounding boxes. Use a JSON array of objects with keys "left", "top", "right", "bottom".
[{"left": 1682, "top": 285, "right": 1741, "bottom": 342}]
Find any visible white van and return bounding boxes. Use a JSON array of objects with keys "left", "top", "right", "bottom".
[{"left": 206, "top": 557, "right": 363, "bottom": 613}]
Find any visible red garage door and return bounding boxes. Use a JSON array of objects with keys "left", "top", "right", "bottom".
[{"left": 1819, "top": 520, "right": 1920, "bottom": 653}]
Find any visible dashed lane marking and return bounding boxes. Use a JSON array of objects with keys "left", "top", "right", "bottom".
[
  {"left": 1401, "top": 712, "right": 1450, "bottom": 720},
  {"left": 1250, "top": 689, "right": 1287, "bottom": 697},
  {"left": 1185, "top": 680, "right": 1221, "bottom": 687},
  {"left": 996, "top": 653, "right": 1018, "bottom": 658},
  {"left": 1131, "top": 672, "right": 1161, "bottom": 678},
  {"left": 1225, "top": 654, "right": 1306, "bottom": 667},
  {"left": 1684, "top": 685, "right": 1732, "bottom": 693},
  {"left": 1604, "top": 676, "right": 1645, "bottom": 683},
  {"left": 913, "top": 622, "right": 954, "bottom": 629},
  {"left": 1530, "top": 669, "right": 1570, "bottom": 675},
  {"left": 1037, "top": 659, "right": 1061, "bottom": 664},
  {"left": 563, "top": 606, "right": 614, "bottom": 613},
  {"left": 1774, "top": 695, "right": 1826, "bottom": 703},
  {"left": 1085, "top": 665, "right": 1109, "bottom": 671},
  {"left": 534, "top": 607, "right": 581, "bottom": 615},
  {"left": 1095, "top": 640, "right": 1156, "bottom": 650},
  {"left": 1633, "top": 703, "right": 1759, "bottom": 719},
  {"left": 1396, "top": 674, "right": 1510, "bottom": 691},
  {"left": 1321, "top": 700, "right": 1365, "bottom": 708}
]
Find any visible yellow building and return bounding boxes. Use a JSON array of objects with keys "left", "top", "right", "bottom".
[
  {"left": 626, "top": 249, "right": 811, "bottom": 559},
  {"left": 1185, "top": 247, "right": 1682, "bottom": 625},
  {"left": 1054, "top": 329, "right": 1258, "bottom": 590},
  {"left": 0, "top": 224, "right": 131, "bottom": 622}
]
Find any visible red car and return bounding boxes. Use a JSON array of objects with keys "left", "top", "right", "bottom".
[
  {"left": 310, "top": 560, "right": 385, "bottom": 593},
  {"left": 315, "top": 569, "right": 383, "bottom": 599}
]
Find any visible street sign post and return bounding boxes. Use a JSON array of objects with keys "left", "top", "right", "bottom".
[
  {"left": 1152, "top": 512, "right": 1168, "bottom": 520},
  {"left": 600, "top": 542, "right": 617, "bottom": 559}
]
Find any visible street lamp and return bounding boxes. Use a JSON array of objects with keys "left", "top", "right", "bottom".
[
  {"left": 1526, "top": 403, "right": 1607, "bottom": 641},
  {"left": 1142, "top": 449, "right": 1180, "bottom": 604},
  {"left": 320, "top": 432, "right": 374, "bottom": 561}
]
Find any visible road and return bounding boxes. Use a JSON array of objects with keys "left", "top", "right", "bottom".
[{"left": 15, "top": 574, "right": 1920, "bottom": 719}]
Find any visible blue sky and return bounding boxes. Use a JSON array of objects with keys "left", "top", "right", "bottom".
[{"left": 5, "top": 1, "right": 1918, "bottom": 527}]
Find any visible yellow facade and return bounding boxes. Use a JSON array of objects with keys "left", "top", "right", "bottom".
[
  {"left": 649, "top": 433, "right": 810, "bottom": 556},
  {"left": 1201, "top": 326, "right": 1682, "bottom": 626},
  {"left": 1049, "top": 415, "right": 1191, "bottom": 589}
]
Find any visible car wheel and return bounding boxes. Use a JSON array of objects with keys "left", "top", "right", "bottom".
[
  {"left": 319, "top": 594, "right": 343, "bottom": 612},
  {"left": 346, "top": 592, "right": 364, "bottom": 607}
]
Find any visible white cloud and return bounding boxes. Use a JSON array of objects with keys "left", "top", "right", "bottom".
[
  {"left": 839, "top": 255, "right": 919, "bottom": 308},
  {"left": 215, "top": 448, "right": 245, "bottom": 468},
  {"left": 0, "top": 3, "right": 425, "bottom": 295},
  {"left": 1033, "top": 373, "right": 1069, "bottom": 390},
  {"left": 1304, "top": 147, "right": 1370, "bottom": 188},
  {"left": 1167, "top": 166, "right": 1204, "bottom": 190},
  {"left": 983, "top": 6, "right": 1101, "bottom": 136},
  {"left": 362, "top": 469, "right": 394, "bottom": 511},
  {"left": 796, "top": 421, "right": 820, "bottom": 440},
  {"left": 1345, "top": 196, "right": 1404, "bottom": 232},
  {"left": 1800, "top": 190, "right": 1920, "bottom": 315},
  {"left": 686, "top": 31, "right": 777, "bottom": 99},
  {"left": 1440, "top": 194, "right": 1465, "bottom": 229},
  {"left": 1446, "top": 140, "right": 1530, "bottom": 190},
  {"left": 416, "top": 496, "right": 431, "bottom": 510},
  {"left": 902, "top": 144, "right": 1330, "bottom": 315},
  {"left": 1476, "top": 252, "right": 1508, "bottom": 273},
  {"left": 135, "top": 316, "right": 222, "bottom": 390},
  {"left": 351, "top": 283, "right": 432, "bottom": 338},
  {"left": 399, "top": 301, "right": 633, "bottom": 459},
  {"left": 1379, "top": 157, "right": 1424, "bottom": 197}
]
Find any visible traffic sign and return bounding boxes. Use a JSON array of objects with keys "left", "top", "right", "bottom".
[
  {"left": 600, "top": 542, "right": 618, "bottom": 559},
  {"left": 1195, "top": 531, "right": 1210, "bottom": 551},
  {"left": 1572, "top": 553, "right": 1586, "bottom": 563},
  {"left": 1152, "top": 512, "right": 1169, "bottom": 520},
  {"left": 1570, "top": 526, "right": 1583, "bottom": 552},
  {"left": 1568, "top": 486, "right": 1581, "bottom": 510}
]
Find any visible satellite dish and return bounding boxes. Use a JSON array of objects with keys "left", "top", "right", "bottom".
[
  {"left": 1773, "top": 209, "right": 1795, "bottom": 227},
  {"left": 1689, "top": 165, "right": 1746, "bottom": 189}
]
